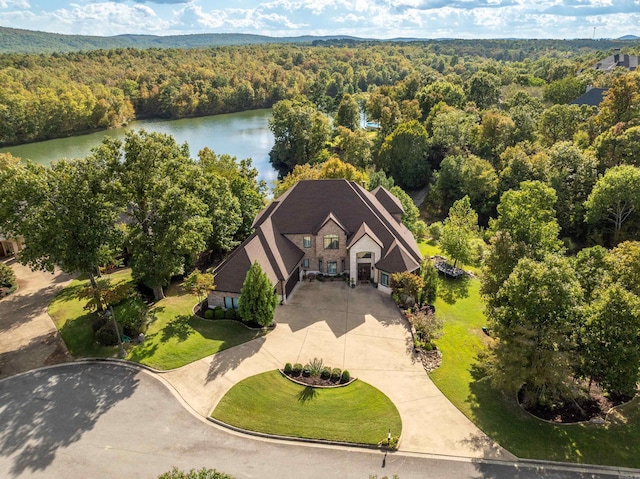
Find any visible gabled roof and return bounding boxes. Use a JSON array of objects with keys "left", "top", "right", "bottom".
[
  {"left": 371, "top": 186, "right": 404, "bottom": 217},
  {"left": 313, "top": 212, "right": 348, "bottom": 235},
  {"left": 214, "top": 217, "right": 304, "bottom": 294},
  {"left": 347, "top": 222, "right": 383, "bottom": 249},
  {"left": 569, "top": 87, "right": 607, "bottom": 107},
  {"left": 376, "top": 239, "right": 421, "bottom": 274},
  {"left": 215, "top": 179, "right": 423, "bottom": 293}
]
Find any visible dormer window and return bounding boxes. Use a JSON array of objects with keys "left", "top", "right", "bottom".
[{"left": 323, "top": 234, "right": 339, "bottom": 249}]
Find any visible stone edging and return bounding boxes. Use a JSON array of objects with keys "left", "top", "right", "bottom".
[
  {"left": 191, "top": 302, "right": 276, "bottom": 332},
  {"left": 277, "top": 368, "right": 356, "bottom": 388}
]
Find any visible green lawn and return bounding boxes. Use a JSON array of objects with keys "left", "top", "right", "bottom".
[
  {"left": 49, "top": 269, "right": 132, "bottom": 358},
  {"left": 431, "top": 276, "right": 640, "bottom": 467},
  {"left": 49, "top": 269, "right": 265, "bottom": 370},
  {"left": 212, "top": 371, "right": 402, "bottom": 445},
  {"left": 127, "top": 285, "right": 264, "bottom": 370}
]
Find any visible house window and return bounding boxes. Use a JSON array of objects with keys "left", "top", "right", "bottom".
[
  {"left": 224, "top": 297, "right": 240, "bottom": 309},
  {"left": 318, "top": 258, "right": 323, "bottom": 272},
  {"left": 303, "top": 236, "right": 311, "bottom": 248},
  {"left": 323, "top": 234, "right": 339, "bottom": 249},
  {"left": 380, "top": 272, "right": 390, "bottom": 287},
  {"left": 327, "top": 261, "right": 337, "bottom": 275},
  {"left": 303, "top": 258, "right": 310, "bottom": 268}
]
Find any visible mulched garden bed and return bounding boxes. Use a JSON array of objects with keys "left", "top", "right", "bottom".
[
  {"left": 518, "top": 382, "right": 629, "bottom": 423},
  {"left": 281, "top": 371, "right": 355, "bottom": 388}
]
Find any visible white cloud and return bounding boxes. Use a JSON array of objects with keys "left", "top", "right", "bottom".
[
  {"left": 0, "top": 0, "right": 639, "bottom": 39},
  {"left": 0, "top": 0, "right": 30, "bottom": 8}
]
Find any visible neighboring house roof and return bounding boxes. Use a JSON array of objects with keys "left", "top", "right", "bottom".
[
  {"left": 569, "top": 87, "right": 608, "bottom": 107},
  {"left": 214, "top": 179, "right": 422, "bottom": 293},
  {"left": 591, "top": 52, "right": 639, "bottom": 72}
]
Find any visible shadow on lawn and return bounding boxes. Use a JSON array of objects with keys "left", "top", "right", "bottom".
[
  {"left": 438, "top": 275, "right": 471, "bottom": 304},
  {"left": 298, "top": 386, "right": 317, "bottom": 403},
  {"left": 161, "top": 314, "right": 193, "bottom": 342}
]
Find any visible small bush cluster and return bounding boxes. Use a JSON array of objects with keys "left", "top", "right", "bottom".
[
  {"left": 405, "top": 304, "right": 443, "bottom": 350},
  {"left": 204, "top": 309, "right": 214, "bottom": 319},
  {"left": 283, "top": 358, "right": 352, "bottom": 384},
  {"left": 95, "top": 317, "right": 119, "bottom": 346},
  {"left": 0, "top": 263, "right": 18, "bottom": 297},
  {"left": 214, "top": 307, "right": 225, "bottom": 319}
]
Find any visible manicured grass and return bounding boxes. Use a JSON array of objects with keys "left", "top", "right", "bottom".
[
  {"left": 212, "top": 370, "right": 402, "bottom": 445},
  {"left": 127, "top": 284, "right": 265, "bottom": 370},
  {"left": 430, "top": 275, "right": 640, "bottom": 467},
  {"left": 49, "top": 269, "right": 265, "bottom": 370}
]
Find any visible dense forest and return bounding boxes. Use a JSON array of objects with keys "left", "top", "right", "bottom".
[{"left": 1, "top": 38, "right": 639, "bottom": 146}]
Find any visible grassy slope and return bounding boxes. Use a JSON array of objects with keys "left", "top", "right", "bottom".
[
  {"left": 49, "top": 269, "right": 264, "bottom": 370},
  {"left": 430, "top": 273, "right": 640, "bottom": 467},
  {"left": 212, "top": 370, "right": 402, "bottom": 445}
]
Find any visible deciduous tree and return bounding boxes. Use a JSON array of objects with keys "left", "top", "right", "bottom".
[{"left": 440, "top": 196, "right": 478, "bottom": 268}]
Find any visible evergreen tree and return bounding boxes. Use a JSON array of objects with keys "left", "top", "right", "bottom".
[{"left": 238, "top": 261, "right": 278, "bottom": 327}]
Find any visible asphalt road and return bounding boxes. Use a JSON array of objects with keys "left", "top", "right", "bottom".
[{"left": 0, "top": 362, "right": 636, "bottom": 479}]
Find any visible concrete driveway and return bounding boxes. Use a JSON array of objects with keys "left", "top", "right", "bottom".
[
  {"left": 162, "top": 281, "right": 512, "bottom": 459},
  {"left": 0, "top": 259, "right": 73, "bottom": 379}
]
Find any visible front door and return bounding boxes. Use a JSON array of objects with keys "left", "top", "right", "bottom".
[{"left": 357, "top": 264, "right": 370, "bottom": 281}]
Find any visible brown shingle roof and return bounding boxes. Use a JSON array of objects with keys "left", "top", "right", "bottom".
[
  {"left": 371, "top": 186, "right": 404, "bottom": 217},
  {"left": 215, "top": 179, "right": 422, "bottom": 293},
  {"left": 375, "top": 239, "right": 421, "bottom": 274}
]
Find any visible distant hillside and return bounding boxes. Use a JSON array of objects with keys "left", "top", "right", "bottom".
[
  {"left": 619, "top": 35, "right": 640, "bottom": 40},
  {"left": 0, "top": 27, "right": 363, "bottom": 54}
]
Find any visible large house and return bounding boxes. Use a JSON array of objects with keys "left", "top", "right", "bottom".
[{"left": 208, "top": 179, "right": 423, "bottom": 308}]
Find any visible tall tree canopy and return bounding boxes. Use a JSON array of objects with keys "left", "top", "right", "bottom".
[
  {"left": 110, "top": 130, "right": 212, "bottom": 300},
  {"left": 268, "top": 97, "right": 331, "bottom": 176},
  {"left": 0, "top": 152, "right": 120, "bottom": 288},
  {"left": 238, "top": 261, "right": 278, "bottom": 327},
  {"left": 584, "top": 165, "right": 640, "bottom": 245},
  {"left": 440, "top": 196, "right": 478, "bottom": 268},
  {"left": 377, "top": 120, "right": 430, "bottom": 189}
]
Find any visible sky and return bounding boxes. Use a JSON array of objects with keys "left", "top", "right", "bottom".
[{"left": 0, "top": 0, "right": 639, "bottom": 40}]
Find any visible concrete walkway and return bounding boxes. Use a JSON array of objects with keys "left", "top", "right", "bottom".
[
  {"left": 0, "top": 259, "right": 73, "bottom": 380},
  {"left": 161, "top": 281, "right": 514, "bottom": 460}
]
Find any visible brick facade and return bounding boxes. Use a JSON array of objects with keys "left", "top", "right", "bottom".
[{"left": 285, "top": 219, "right": 348, "bottom": 276}]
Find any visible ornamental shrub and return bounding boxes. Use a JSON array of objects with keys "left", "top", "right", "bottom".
[
  {"left": 292, "top": 363, "right": 303, "bottom": 375},
  {"left": 284, "top": 362, "right": 292, "bottom": 374},
  {"left": 340, "top": 370, "right": 351, "bottom": 383},
  {"left": 331, "top": 368, "right": 342, "bottom": 381},
  {"left": 320, "top": 366, "right": 331, "bottom": 380},
  {"left": 214, "top": 308, "right": 225, "bottom": 319},
  {"left": 0, "top": 263, "right": 17, "bottom": 297},
  {"left": 302, "top": 364, "right": 311, "bottom": 377},
  {"left": 308, "top": 357, "right": 324, "bottom": 376},
  {"left": 224, "top": 308, "right": 236, "bottom": 320},
  {"left": 204, "top": 309, "right": 214, "bottom": 319}
]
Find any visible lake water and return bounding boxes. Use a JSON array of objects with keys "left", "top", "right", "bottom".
[{"left": 0, "top": 108, "right": 278, "bottom": 185}]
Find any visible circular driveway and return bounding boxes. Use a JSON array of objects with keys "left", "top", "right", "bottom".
[
  {"left": 163, "top": 281, "right": 508, "bottom": 458},
  {"left": 0, "top": 362, "right": 628, "bottom": 479}
]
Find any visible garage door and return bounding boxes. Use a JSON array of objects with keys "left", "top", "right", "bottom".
[{"left": 285, "top": 268, "right": 299, "bottom": 297}]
